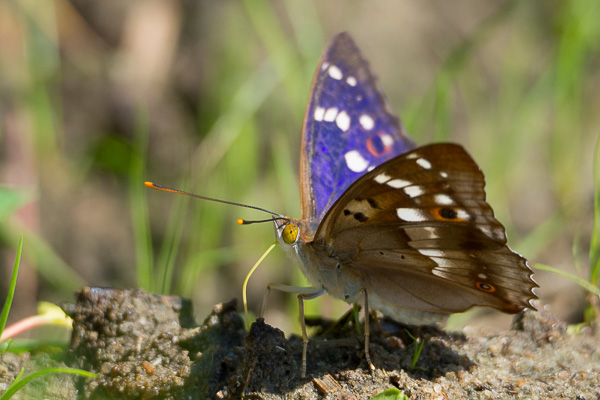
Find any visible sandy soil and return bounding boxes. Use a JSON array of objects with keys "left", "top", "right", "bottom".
[{"left": 1, "top": 287, "right": 598, "bottom": 399}]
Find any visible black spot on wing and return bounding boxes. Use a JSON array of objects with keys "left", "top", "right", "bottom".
[
  {"left": 439, "top": 208, "right": 458, "bottom": 220},
  {"left": 367, "top": 198, "right": 380, "bottom": 209},
  {"left": 354, "top": 212, "right": 368, "bottom": 222}
]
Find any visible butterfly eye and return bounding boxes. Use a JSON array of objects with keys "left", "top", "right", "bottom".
[{"left": 282, "top": 223, "right": 299, "bottom": 244}]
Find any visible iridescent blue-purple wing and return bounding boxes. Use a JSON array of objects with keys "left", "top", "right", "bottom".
[{"left": 300, "top": 32, "right": 416, "bottom": 231}]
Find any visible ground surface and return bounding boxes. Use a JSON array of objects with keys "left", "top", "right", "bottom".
[{"left": 0, "top": 287, "right": 599, "bottom": 399}]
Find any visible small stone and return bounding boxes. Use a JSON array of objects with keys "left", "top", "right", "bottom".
[{"left": 141, "top": 360, "right": 155, "bottom": 375}]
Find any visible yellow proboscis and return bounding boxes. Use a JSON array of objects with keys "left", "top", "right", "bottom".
[{"left": 242, "top": 242, "right": 278, "bottom": 330}]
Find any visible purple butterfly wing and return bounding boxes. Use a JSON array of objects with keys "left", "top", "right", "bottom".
[{"left": 300, "top": 33, "right": 416, "bottom": 232}]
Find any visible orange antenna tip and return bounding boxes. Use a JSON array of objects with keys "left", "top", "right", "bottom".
[
  {"left": 144, "top": 182, "right": 154, "bottom": 187},
  {"left": 237, "top": 219, "right": 244, "bottom": 225}
]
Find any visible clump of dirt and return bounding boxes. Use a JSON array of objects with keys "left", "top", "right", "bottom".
[
  {"left": 22, "top": 287, "right": 600, "bottom": 399},
  {"left": 65, "top": 287, "right": 246, "bottom": 398}
]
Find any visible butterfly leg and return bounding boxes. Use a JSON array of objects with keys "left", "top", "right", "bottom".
[
  {"left": 259, "top": 283, "right": 326, "bottom": 378},
  {"left": 345, "top": 287, "right": 375, "bottom": 373},
  {"left": 260, "top": 283, "right": 325, "bottom": 318},
  {"left": 360, "top": 288, "right": 375, "bottom": 373},
  {"left": 297, "top": 289, "right": 328, "bottom": 378}
]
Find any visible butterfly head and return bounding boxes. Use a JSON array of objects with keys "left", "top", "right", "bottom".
[
  {"left": 273, "top": 217, "right": 311, "bottom": 248},
  {"left": 274, "top": 218, "right": 299, "bottom": 246}
]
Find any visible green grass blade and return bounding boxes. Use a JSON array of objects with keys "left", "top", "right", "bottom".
[
  {"left": 0, "top": 367, "right": 97, "bottom": 400},
  {"left": 282, "top": 0, "right": 323, "bottom": 65},
  {"left": 515, "top": 211, "right": 566, "bottom": 260},
  {"left": 410, "top": 338, "right": 425, "bottom": 371},
  {"left": 535, "top": 263, "right": 600, "bottom": 297},
  {"left": 0, "top": 235, "right": 23, "bottom": 339},
  {"left": 156, "top": 187, "right": 189, "bottom": 294},
  {"left": 590, "top": 134, "right": 600, "bottom": 286},
  {"left": 242, "top": 0, "right": 306, "bottom": 112},
  {"left": 130, "top": 108, "right": 154, "bottom": 292},
  {"left": 0, "top": 339, "right": 68, "bottom": 354},
  {"left": 404, "top": 329, "right": 426, "bottom": 371},
  {"left": 0, "top": 227, "right": 85, "bottom": 295}
]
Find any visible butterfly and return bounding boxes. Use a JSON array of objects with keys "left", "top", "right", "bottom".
[
  {"left": 146, "top": 32, "right": 538, "bottom": 378},
  {"left": 264, "top": 32, "right": 538, "bottom": 376}
]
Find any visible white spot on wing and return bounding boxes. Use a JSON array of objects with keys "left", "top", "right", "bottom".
[
  {"left": 479, "top": 226, "right": 494, "bottom": 239},
  {"left": 374, "top": 173, "right": 391, "bottom": 184},
  {"left": 359, "top": 114, "right": 375, "bottom": 130},
  {"left": 403, "top": 185, "right": 424, "bottom": 198},
  {"left": 396, "top": 208, "right": 428, "bottom": 222},
  {"left": 416, "top": 158, "right": 432, "bottom": 169},
  {"left": 433, "top": 194, "right": 454, "bottom": 205},
  {"left": 380, "top": 133, "right": 394, "bottom": 147},
  {"left": 440, "top": 171, "right": 448, "bottom": 179},
  {"left": 321, "top": 62, "right": 329, "bottom": 71},
  {"left": 323, "top": 107, "right": 338, "bottom": 122},
  {"left": 431, "top": 264, "right": 454, "bottom": 277},
  {"left": 313, "top": 107, "right": 325, "bottom": 121},
  {"left": 387, "top": 179, "right": 411, "bottom": 189},
  {"left": 344, "top": 150, "right": 369, "bottom": 172},
  {"left": 417, "top": 249, "right": 445, "bottom": 258},
  {"left": 328, "top": 65, "right": 343, "bottom": 80},
  {"left": 335, "top": 111, "right": 351, "bottom": 132},
  {"left": 346, "top": 76, "right": 357, "bottom": 86},
  {"left": 478, "top": 273, "right": 488, "bottom": 279},
  {"left": 456, "top": 209, "right": 470, "bottom": 220},
  {"left": 422, "top": 226, "right": 440, "bottom": 239}
]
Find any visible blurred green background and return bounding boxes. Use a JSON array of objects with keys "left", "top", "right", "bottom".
[{"left": 1, "top": 0, "right": 599, "bottom": 334}]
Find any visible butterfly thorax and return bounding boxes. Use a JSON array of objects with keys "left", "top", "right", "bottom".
[{"left": 274, "top": 218, "right": 363, "bottom": 299}]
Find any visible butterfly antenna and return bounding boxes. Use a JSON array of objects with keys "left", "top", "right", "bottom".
[
  {"left": 145, "top": 182, "right": 285, "bottom": 219},
  {"left": 237, "top": 217, "right": 289, "bottom": 225}
]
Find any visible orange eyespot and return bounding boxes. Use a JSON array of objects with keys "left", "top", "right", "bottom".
[
  {"left": 282, "top": 223, "right": 299, "bottom": 244},
  {"left": 366, "top": 132, "right": 394, "bottom": 157},
  {"left": 432, "top": 207, "right": 469, "bottom": 222},
  {"left": 476, "top": 282, "right": 496, "bottom": 292}
]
